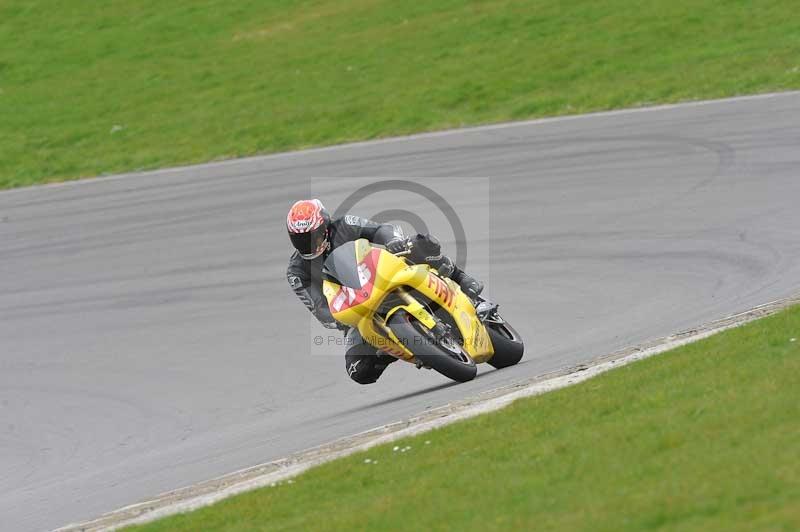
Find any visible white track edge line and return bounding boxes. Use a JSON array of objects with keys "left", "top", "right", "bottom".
[
  {"left": 5, "top": 90, "right": 799, "bottom": 197},
  {"left": 57, "top": 293, "right": 800, "bottom": 532}
]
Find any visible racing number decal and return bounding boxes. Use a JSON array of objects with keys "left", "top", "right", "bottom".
[
  {"left": 331, "top": 287, "right": 358, "bottom": 312},
  {"left": 329, "top": 249, "right": 380, "bottom": 314}
]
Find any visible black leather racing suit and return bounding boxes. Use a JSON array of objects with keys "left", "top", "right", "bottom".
[{"left": 287, "top": 215, "right": 462, "bottom": 385}]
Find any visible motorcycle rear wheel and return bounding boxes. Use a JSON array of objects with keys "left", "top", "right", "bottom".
[{"left": 387, "top": 309, "right": 477, "bottom": 383}]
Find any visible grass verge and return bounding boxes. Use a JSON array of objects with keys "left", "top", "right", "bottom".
[
  {"left": 130, "top": 305, "right": 800, "bottom": 531},
  {"left": 3, "top": 1, "right": 800, "bottom": 188}
]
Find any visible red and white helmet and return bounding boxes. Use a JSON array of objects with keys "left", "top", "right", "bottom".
[{"left": 287, "top": 199, "right": 331, "bottom": 259}]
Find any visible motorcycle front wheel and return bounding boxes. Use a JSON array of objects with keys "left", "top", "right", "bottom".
[
  {"left": 485, "top": 317, "right": 525, "bottom": 369},
  {"left": 387, "top": 309, "right": 477, "bottom": 383}
]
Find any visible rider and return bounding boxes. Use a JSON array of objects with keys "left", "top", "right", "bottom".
[{"left": 286, "top": 199, "right": 484, "bottom": 385}]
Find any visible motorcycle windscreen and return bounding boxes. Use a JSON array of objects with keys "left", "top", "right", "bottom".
[{"left": 322, "top": 241, "right": 364, "bottom": 289}]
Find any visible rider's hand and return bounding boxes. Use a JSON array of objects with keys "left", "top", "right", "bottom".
[{"left": 385, "top": 237, "right": 411, "bottom": 255}]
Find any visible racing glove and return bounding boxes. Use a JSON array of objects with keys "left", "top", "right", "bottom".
[{"left": 385, "top": 237, "right": 411, "bottom": 255}]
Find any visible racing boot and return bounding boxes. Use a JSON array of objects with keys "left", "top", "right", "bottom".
[
  {"left": 452, "top": 268, "right": 484, "bottom": 300},
  {"left": 408, "top": 233, "right": 485, "bottom": 299}
]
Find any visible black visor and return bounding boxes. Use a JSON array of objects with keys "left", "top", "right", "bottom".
[{"left": 290, "top": 225, "right": 327, "bottom": 258}]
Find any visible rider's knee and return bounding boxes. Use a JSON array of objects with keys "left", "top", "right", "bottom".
[
  {"left": 348, "top": 367, "right": 379, "bottom": 385},
  {"left": 345, "top": 353, "right": 381, "bottom": 384}
]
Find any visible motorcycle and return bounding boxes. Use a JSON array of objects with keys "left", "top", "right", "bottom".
[{"left": 321, "top": 238, "right": 524, "bottom": 382}]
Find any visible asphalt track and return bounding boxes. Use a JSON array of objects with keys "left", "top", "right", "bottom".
[{"left": 2, "top": 93, "right": 800, "bottom": 531}]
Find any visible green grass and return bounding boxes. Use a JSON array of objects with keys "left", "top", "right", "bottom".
[
  {"left": 131, "top": 305, "right": 800, "bottom": 531},
  {"left": 2, "top": 1, "right": 800, "bottom": 188}
]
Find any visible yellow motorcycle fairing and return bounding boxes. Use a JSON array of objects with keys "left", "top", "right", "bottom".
[{"left": 321, "top": 239, "right": 494, "bottom": 364}]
